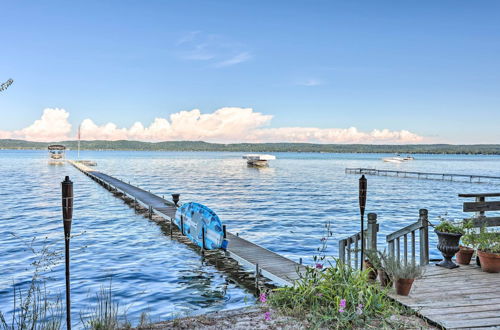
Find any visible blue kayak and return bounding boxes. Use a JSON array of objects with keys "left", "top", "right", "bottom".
[{"left": 174, "top": 202, "right": 228, "bottom": 250}]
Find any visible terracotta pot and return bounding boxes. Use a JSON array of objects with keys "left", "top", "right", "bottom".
[
  {"left": 395, "top": 278, "right": 415, "bottom": 296},
  {"left": 477, "top": 249, "right": 500, "bottom": 273},
  {"left": 455, "top": 246, "right": 474, "bottom": 265},
  {"left": 378, "top": 269, "right": 392, "bottom": 287},
  {"left": 363, "top": 260, "right": 378, "bottom": 281},
  {"left": 435, "top": 230, "right": 462, "bottom": 269}
]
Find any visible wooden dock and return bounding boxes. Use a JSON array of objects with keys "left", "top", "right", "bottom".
[
  {"left": 68, "top": 160, "right": 305, "bottom": 287},
  {"left": 346, "top": 168, "right": 500, "bottom": 184},
  {"left": 390, "top": 262, "right": 500, "bottom": 329}
]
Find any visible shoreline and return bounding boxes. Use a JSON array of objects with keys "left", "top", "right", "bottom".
[{"left": 132, "top": 306, "right": 437, "bottom": 329}]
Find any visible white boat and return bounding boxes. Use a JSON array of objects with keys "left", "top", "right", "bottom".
[
  {"left": 383, "top": 157, "right": 405, "bottom": 163},
  {"left": 382, "top": 155, "right": 415, "bottom": 163},
  {"left": 242, "top": 154, "right": 276, "bottom": 167}
]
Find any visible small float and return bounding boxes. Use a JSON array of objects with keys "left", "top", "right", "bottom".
[
  {"left": 48, "top": 145, "right": 66, "bottom": 165},
  {"left": 242, "top": 154, "right": 276, "bottom": 167}
]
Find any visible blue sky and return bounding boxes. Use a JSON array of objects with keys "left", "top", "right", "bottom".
[{"left": 0, "top": 1, "right": 499, "bottom": 143}]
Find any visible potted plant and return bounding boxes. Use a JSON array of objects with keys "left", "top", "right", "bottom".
[
  {"left": 377, "top": 250, "right": 393, "bottom": 288},
  {"left": 435, "top": 220, "right": 465, "bottom": 269},
  {"left": 383, "top": 256, "right": 424, "bottom": 296},
  {"left": 455, "top": 220, "right": 475, "bottom": 265},
  {"left": 363, "top": 249, "right": 381, "bottom": 281},
  {"left": 476, "top": 227, "right": 500, "bottom": 273}
]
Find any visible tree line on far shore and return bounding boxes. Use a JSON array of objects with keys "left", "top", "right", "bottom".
[{"left": 0, "top": 139, "right": 499, "bottom": 154}]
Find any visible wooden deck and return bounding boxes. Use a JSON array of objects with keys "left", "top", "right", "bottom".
[
  {"left": 390, "top": 262, "right": 500, "bottom": 329},
  {"left": 68, "top": 160, "right": 305, "bottom": 286}
]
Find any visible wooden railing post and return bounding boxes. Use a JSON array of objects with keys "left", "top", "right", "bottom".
[
  {"left": 339, "top": 240, "right": 346, "bottom": 263},
  {"left": 419, "top": 209, "right": 429, "bottom": 265},
  {"left": 367, "top": 213, "right": 377, "bottom": 251}
]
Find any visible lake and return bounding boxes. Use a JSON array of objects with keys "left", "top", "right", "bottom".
[{"left": 1, "top": 150, "right": 499, "bottom": 327}]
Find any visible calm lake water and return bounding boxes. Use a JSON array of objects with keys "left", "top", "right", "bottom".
[{"left": 1, "top": 150, "right": 499, "bottom": 327}]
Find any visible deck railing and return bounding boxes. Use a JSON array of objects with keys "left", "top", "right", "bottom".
[
  {"left": 386, "top": 209, "right": 429, "bottom": 266},
  {"left": 459, "top": 192, "right": 500, "bottom": 227},
  {"left": 338, "top": 213, "right": 378, "bottom": 269}
]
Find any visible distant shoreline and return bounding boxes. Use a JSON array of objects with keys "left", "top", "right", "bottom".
[{"left": 0, "top": 139, "right": 499, "bottom": 154}]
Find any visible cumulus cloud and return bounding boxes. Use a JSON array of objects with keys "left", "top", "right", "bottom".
[
  {"left": 2, "top": 108, "right": 72, "bottom": 142},
  {"left": 1, "top": 107, "right": 424, "bottom": 144}
]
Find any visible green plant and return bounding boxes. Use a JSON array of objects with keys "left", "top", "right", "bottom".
[
  {"left": 384, "top": 259, "right": 424, "bottom": 280},
  {"left": 364, "top": 249, "right": 382, "bottom": 269},
  {"left": 435, "top": 220, "right": 464, "bottom": 235},
  {"left": 460, "top": 220, "right": 478, "bottom": 248},
  {"left": 0, "top": 236, "right": 63, "bottom": 330},
  {"left": 80, "top": 282, "right": 131, "bottom": 330},
  {"left": 476, "top": 227, "right": 500, "bottom": 254},
  {"left": 269, "top": 258, "right": 405, "bottom": 329}
]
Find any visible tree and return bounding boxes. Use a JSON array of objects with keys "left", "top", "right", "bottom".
[{"left": 0, "top": 78, "right": 14, "bottom": 92}]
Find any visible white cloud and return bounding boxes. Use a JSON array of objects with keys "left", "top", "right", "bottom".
[
  {"left": 176, "top": 32, "right": 252, "bottom": 68},
  {"left": 6, "top": 108, "right": 72, "bottom": 142},
  {"left": 296, "top": 78, "right": 323, "bottom": 87},
  {"left": 214, "top": 52, "right": 252, "bottom": 68},
  {"left": 1, "top": 107, "right": 424, "bottom": 144}
]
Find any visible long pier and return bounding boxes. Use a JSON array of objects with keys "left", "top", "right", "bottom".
[
  {"left": 346, "top": 168, "right": 500, "bottom": 183},
  {"left": 68, "top": 160, "right": 304, "bottom": 287}
]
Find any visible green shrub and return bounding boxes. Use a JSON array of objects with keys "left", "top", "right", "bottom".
[
  {"left": 381, "top": 255, "right": 424, "bottom": 280},
  {"left": 268, "top": 259, "right": 404, "bottom": 329},
  {"left": 435, "top": 220, "right": 464, "bottom": 235},
  {"left": 477, "top": 227, "right": 500, "bottom": 254}
]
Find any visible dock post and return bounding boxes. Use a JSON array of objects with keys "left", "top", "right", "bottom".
[
  {"left": 255, "top": 263, "right": 260, "bottom": 288},
  {"left": 222, "top": 225, "right": 227, "bottom": 238},
  {"left": 299, "top": 257, "right": 302, "bottom": 265},
  {"left": 180, "top": 216, "right": 184, "bottom": 235},
  {"left": 202, "top": 227, "right": 206, "bottom": 250},
  {"left": 170, "top": 218, "right": 173, "bottom": 237}
]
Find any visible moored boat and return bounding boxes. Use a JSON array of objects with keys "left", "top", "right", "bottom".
[{"left": 242, "top": 154, "right": 276, "bottom": 167}]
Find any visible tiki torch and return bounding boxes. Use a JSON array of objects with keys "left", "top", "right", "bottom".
[
  {"left": 61, "top": 176, "right": 73, "bottom": 330},
  {"left": 359, "top": 175, "right": 367, "bottom": 270}
]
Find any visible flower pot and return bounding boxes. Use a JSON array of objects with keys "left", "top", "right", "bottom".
[
  {"left": 363, "top": 260, "right": 378, "bottom": 281},
  {"left": 455, "top": 246, "right": 474, "bottom": 265},
  {"left": 378, "top": 269, "right": 392, "bottom": 287},
  {"left": 395, "top": 278, "right": 415, "bottom": 296},
  {"left": 435, "top": 230, "right": 462, "bottom": 269},
  {"left": 477, "top": 250, "right": 500, "bottom": 273}
]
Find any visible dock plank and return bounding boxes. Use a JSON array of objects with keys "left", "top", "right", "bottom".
[{"left": 390, "top": 263, "right": 500, "bottom": 329}]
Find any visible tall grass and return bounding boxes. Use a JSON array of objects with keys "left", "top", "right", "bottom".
[{"left": 0, "top": 236, "right": 63, "bottom": 330}]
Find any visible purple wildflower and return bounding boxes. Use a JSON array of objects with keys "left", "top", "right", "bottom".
[
  {"left": 259, "top": 293, "right": 267, "bottom": 303},
  {"left": 264, "top": 311, "right": 271, "bottom": 321},
  {"left": 340, "top": 299, "right": 346, "bottom": 308},
  {"left": 356, "top": 303, "right": 364, "bottom": 315},
  {"left": 315, "top": 263, "right": 323, "bottom": 269},
  {"left": 338, "top": 308, "right": 345, "bottom": 313},
  {"left": 316, "top": 293, "right": 323, "bottom": 297}
]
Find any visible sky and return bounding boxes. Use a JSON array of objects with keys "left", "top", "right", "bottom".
[{"left": 0, "top": 0, "right": 499, "bottom": 144}]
